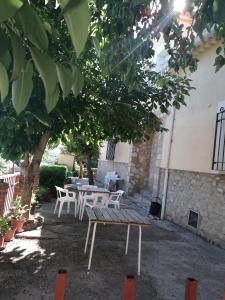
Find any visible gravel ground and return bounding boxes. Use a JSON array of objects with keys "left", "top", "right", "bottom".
[{"left": 0, "top": 201, "right": 225, "bottom": 300}]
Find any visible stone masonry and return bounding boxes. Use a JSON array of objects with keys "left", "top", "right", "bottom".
[
  {"left": 148, "top": 131, "right": 163, "bottom": 198},
  {"left": 128, "top": 140, "right": 152, "bottom": 194},
  {"left": 162, "top": 168, "right": 225, "bottom": 248}
]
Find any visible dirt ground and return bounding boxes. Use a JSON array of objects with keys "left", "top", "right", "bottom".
[{"left": 0, "top": 201, "right": 225, "bottom": 300}]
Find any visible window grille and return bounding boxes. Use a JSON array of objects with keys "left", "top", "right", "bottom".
[
  {"left": 106, "top": 140, "right": 116, "bottom": 160},
  {"left": 212, "top": 107, "right": 225, "bottom": 171}
]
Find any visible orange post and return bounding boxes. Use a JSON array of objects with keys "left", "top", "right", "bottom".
[
  {"left": 223, "top": 277, "right": 225, "bottom": 300},
  {"left": 122, "top": 275, "right": 136, "bottom": 300},
  {"left": 185, "top": 278, "right": 198, "bottom": 300},
  {"left": 54, "top": 269, "right": 67, "bottom": 300}
]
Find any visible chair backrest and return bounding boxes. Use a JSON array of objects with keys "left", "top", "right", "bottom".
[
  {"left": 55, "top": 186, "right": 68, "bottom": 198},
  {"left": 92, "top": 192, "right": 110, "bottom": 207},
  {"left": 110, "top": 190, "right": 124, "bottom": 202}
]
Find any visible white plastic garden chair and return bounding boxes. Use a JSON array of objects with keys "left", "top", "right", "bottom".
[
  {"left": 78, "top": 185, "right": 98, "bottom": 219},
  {"left": 54, "top": 186, "right": 77, "bottom": 218},
  {"left": 109, "top": 190, "right": 124, "bottom": 209},
  {"left": 80, "top": 192, "right": 110, "bottom": 221}
]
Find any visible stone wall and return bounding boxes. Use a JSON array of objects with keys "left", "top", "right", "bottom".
[
  {"left": 148, "top": 132, "right": 163, "bottom": 198},
  {"left": 161, "top": 168, "right": 225, "bottom": 248},
  {"left": 96, "top": 160, "right": 129, "bottom": 190},
  {"left": 128, "top": 141, "right": 152, "bottom": 194}
]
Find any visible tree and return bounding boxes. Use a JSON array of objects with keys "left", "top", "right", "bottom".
[
  {"left": 1, "top": 1, "right": 225, "bottom": 115},
  {"left": 64, "top": 134, "right": 100, "bottom": 185},
  {"left": 1, "top": 0, "right": 224, "bottom": 212}
]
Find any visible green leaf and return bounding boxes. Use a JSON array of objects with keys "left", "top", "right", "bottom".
[
  {"left": 46, "top": 85, "right": 60, "bottom": 113},
  {"left": 12, "top": 60, "right": 33, "bottom": 115},
  {"left": 72, "top": 65, "right": 84, "bottom": 97},
  {"left": 30, "top": 47, "right": 58, "bottom": 96},
  {"left": 0, "top": 50, "right": 11, "bottom": 70},
  {"left": 0, "top": 29, "right": 10, "bottom": 56},
  {"left": 30, "top": 47, "right": 59, "bottom": 112},
  {"left": 61, "top": 0, "right": 83, "bottom": 14},
  {"left": 0, "top": 0, "right": 23, "bottom": 23},
  {"left": 61, "top": 0, "right": 90, "bottom": 57},
  {"left": 18, "top": 2, "right": 48, "bottom": 50},
  {"left": 0, "top": 62, "right": 9, "bottom": 102},
  {"left": 43, "top": 21, "right": 52, "bottom": 35},
  {"left": 56, "top": 63, "right": 72, "bottom": 98},
  {"left": 10, "top": 32, "right": 26, "bottom": 81},
  {"left": 93, "top": 37, "right": 101, "bottom": 57}
]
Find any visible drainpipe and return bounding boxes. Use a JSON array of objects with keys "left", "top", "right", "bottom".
[{"left": 160, "top": 107, "right": 176, "bottom": 220}]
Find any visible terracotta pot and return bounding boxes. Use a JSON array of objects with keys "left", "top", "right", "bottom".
[
  {"left": 0, "top": 235, "right": 5, "bottom": 250},
  {"left": 4, "top": 228, "right": 16, "bottom": 242},
  {"left": 11, "top": 218, "right": 26, "bottom": 233}
]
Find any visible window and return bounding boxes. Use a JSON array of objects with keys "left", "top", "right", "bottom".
[
  {"left": 188, "top": 210, "right": 199, "bottom": 229},
  {"left": 106, "top": 140, "right": 116, "bottom": 160},
  {"left": 212, "top": 105, "right": 225, "bottom": 171}
]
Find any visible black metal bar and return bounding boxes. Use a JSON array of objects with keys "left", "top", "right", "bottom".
[
  {"left": 222, "top": 112, "right": 225, "bottom": 171},
  {"left": 212, "top": 112, "right": 219, "bottom": 170},
  {"left": 217, "top": 112, "right": 223, "bottom": 170}
]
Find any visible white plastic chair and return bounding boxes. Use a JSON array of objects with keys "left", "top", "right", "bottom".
[
  {"left": 78, "top": 185, "right": 98, "bottom": 219},
  {"left": 80, "top": 192, "right": 110, "bottom": 221},
  {"left": 54, "top": 186, "right": 77, "bottom": 218},
  {"left": 109, "top": 190, "right": 124, "bottom": 209}
]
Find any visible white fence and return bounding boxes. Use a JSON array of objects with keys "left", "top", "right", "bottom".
[{"left": 0, "top": 172, "right": 20, "bottom": 215}]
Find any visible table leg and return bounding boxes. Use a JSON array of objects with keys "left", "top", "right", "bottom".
[
  {"left": 84, "top": 220, "right": 91, "bottom": 254},
  {"left": 79, "top": 192, "right": 83, "bottom": 220},
  {"left": 88, "top": 222, "right": 97, "bottom": 272},
  {"left": 138, "top": 226, "right": 142, "bottom": 276},
  {"left": 125, "top": 225, "right": 130, "bottom": 255}
]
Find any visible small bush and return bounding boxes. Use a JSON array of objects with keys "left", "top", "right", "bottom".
[{"left": 40, "top": 165, "right": 68, "bottom": 197}]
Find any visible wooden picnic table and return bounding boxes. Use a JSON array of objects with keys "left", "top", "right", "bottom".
[{"left": 84, "top": 207, "right": 151, "bottom": 275}]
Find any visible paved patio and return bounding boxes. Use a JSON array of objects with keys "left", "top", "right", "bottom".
[{"left": 0, "top": 198, "right": 225, "bottom": 300}]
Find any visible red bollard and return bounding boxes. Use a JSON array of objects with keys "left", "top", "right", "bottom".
[
  {"left": 185, "top": 278, "right": 198, "bottom": 300},
  {"left": 223, "top": 277, "right": 225, "bottom": 300},
  {"left": 54, "top": 269, "right": 67, "bottom": 300},
  {"left": 122, "top": 275, "right": 136, "bottom": 300}
]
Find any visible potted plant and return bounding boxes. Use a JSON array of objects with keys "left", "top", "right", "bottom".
[
  {"left": 0, "top": 217, "right": 10, "bottom": 250},
  {"left": 10, "top": 196, "right": 29, "bottom": 233},
  {"left": 4, "top": 215, "right": 16, "bottom": 242}
]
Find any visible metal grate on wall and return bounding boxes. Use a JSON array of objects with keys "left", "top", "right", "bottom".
[
  {"left": 106, "top": 140, "right": 116, "bottom": 160},
  {"left": 212, "top": 106, "right": 225, "bottom": 171},
  {"left": 188, "top": 210, "right": 199, "bottom": 229}
]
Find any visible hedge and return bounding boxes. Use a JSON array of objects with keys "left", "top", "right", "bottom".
[{"left": 40, "top": 164, "right": 68, "bottom": 197}]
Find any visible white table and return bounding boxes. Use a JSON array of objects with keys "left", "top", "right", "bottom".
[{"left": 84, "top": 207, "right": 151, "bottom": 275}]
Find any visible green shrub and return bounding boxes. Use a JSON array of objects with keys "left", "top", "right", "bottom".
[{"left": 40, "top": 164, "right": 68, "bottom": 197}]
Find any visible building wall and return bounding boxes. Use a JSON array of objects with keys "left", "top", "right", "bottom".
[
  {"left": 161, "top": 43, "right": 225, "bottom": 173},
  {"left": 128, "top": 140, "right": 152, "bottom": 194},
  {"left": 164, "top": 169, "right": 225, "bottom": 248},
  {"left": 157, "top": 43, "right": 225, "bottom": 247},
  {"left": 97, "top": 142, "right": 132, "bottom": 190},
  {"left": 57, "top": 153, "right": 74, "bottom": 170},
  {"left": 99, "top": 142, "right": 131, "bottom": 163}
]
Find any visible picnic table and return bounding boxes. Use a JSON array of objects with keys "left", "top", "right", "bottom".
[{"left": 84, "top": 207, "right": 151, "bottom": 275}]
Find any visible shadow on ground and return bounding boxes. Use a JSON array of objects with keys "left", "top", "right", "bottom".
[{"left": 0, "top": 200, "right": 225, "bottom": 300}]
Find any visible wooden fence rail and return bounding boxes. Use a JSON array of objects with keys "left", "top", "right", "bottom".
[{"left": 0, "top": 172, "right": 20, "bottom": 215}]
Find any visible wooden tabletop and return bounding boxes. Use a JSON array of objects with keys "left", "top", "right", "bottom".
[{"left": 86, "top": 207, "right": 151, "bottom": 226}]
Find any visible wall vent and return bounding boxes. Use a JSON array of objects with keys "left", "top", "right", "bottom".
[{"left": 188, "top": 210, "right": 199, "bottom": 229}]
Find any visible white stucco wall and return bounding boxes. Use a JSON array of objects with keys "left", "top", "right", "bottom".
[
  {"left": 161, "top": 43, "right": 225, "bottom": 173},
  {"left": 99, "top": 142, "right": 132, "bottom": 163}
]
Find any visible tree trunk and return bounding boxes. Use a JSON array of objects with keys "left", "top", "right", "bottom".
[
  {"left": 87, "top": 155, "right": 94, "bottom": 185},
  {"left": 20, "top": 131, "right": 50, "bottom": 218},
  {"left": 79, "top": 161, "right": 84, "bottom": 178}
]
